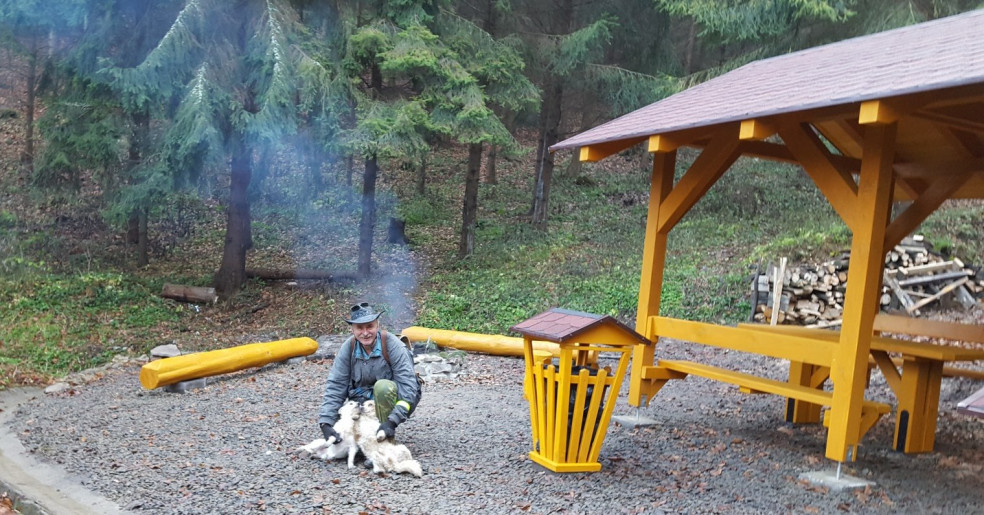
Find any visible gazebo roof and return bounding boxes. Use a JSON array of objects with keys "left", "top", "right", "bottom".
[{"left": 552, "top": 10, "right": 984, "bottom": 155}]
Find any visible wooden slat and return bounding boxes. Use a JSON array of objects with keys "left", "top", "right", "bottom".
[
  {"left": 657, "top": 359, "right": 890, "bottom": 414},
  {"left": 653, "top": 316, "right": 836, "bottom": 366},
  {"left": 738, "top": 322, "right": 984, "bottom": 362},
  {"left": 874, "top": 313, "right": 984, "bottom": 344}
]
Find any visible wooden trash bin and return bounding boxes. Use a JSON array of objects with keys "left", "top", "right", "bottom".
[{"left": 511, "top": 308, "right": 650, "bottom": 472}]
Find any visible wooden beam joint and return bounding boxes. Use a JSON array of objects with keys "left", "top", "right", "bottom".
[{"left": 739, "top": 119, "right": 776, "bottom": 141}]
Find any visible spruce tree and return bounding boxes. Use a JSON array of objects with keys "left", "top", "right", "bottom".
[
  {"left": 103, "top": 0, "right": 344, "bottom": 298},
  {"left": 436, "top": 8, "right": 539, "bottom": 257},
  {"left": 338, "top": 0, "right": 536, "bottom": 271},
  {"left": 507, "top": 0, "right": 675, "bottom": 230},
  {"left": 655, "top": 0, "right": 983, "bottom": 81},
  {"left": 0, "top": 0, "right": 87, "bottom": 169}
]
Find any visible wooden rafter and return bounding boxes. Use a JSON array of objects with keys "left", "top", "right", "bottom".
[
  {"left": 815, "top": 118, "right": 865, "bottom": 157},
  {"left": 885, "top": 173, "right": 972, "bottom": 249},
  {"left": 894, "top": 156, "right": 984, "bottom": 177},
  {"left": 912, "top": 110, "right": 984, "bottom": 134},
  {"left": 779, "top": 123, "right": 860, "bottom": 229},
  {"left": 578, "top": 137, "right": 647, "bottom": 162},
  {"left": 657, "top": 125, "right": 743, "bottom": 233}
]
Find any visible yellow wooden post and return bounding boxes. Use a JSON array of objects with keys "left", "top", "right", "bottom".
[
  {"left": 825, "top": 117, "right": 896, "bottom": 462},
  {"left": 786, "top": 362, "right": 824, "bottom": 423},
  {"left": 896, "top": 358, "right": 944, "bottom": 452},
  {"left": 631, "top": 150, "right": 676, "bottom": 407}
]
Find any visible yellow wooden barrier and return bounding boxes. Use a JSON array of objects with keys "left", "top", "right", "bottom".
[
  {"left": 400, "top": 326, "right": 560, "bottom": 357},
  {"left": 139, "top": 337, "right": 319, "bottom": 390}
]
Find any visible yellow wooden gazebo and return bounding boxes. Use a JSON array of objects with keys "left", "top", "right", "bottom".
[{"left": 551, "top": 11, "right": 984, "bottom": 464}]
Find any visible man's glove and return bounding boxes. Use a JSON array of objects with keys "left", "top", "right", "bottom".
[
  {"left": 376, "top": 421, "right": 397, "bottom": 442},
  {"left": 320, "top": 423, "right": 340, "bottom": 445}
]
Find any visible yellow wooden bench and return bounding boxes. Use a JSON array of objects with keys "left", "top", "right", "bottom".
[
  {"left": 657, "top": 359, "right": 891, "bottom": 439},
  {"left": 737, "top": 321, "right": 984, "bottom": 452}
]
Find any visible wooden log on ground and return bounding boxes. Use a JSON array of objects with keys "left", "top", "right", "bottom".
[
  {"left": 896, "top": 270, "right": 972, "bottom": 288},
  {"left": 162, "top": 283, "right": 218, "bottom": 304},
  {"left": 139, "top": 337, "right": 318, "bottom": 389},
  {"left": 245, "top": 268, "right": 361, "bottom": 281}
]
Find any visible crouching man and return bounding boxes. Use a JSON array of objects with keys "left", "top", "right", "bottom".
[{"left": 318, "top": 302, "right": 421, "bottom": 443}]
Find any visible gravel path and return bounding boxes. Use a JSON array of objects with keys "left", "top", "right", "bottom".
[{"left": 6, "top": 335, "right": 984, "bottom": 514}]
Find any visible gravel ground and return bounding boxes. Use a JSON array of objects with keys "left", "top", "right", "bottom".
[{"left": 7, "top": 332, "right": 984, "bottom": 515}]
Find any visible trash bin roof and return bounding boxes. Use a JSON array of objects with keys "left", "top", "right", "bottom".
[{"left": 510, "top": 307, "right": 650, "bottom": 345}]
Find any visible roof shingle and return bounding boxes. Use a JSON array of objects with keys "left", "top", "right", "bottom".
[{"left": 552, "top": 10, "right": 984, "bottom": 151}]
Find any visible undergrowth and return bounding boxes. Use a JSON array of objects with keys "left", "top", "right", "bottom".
[{"left": 1, "top": 135, "right": 982, "bottom": 388}]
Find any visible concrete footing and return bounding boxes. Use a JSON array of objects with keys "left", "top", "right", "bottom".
[
  {"left": 798, "top": 470, "right": 876, "bottom": 492},
  {"left": 612, "top": 414, "right": 660, "bottom": 429},
  {"left": 163, "top": 377, "right": 207, "bottom": 394}
]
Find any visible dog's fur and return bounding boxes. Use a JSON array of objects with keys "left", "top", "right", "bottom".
[
  {"left": 295, "top": 400, "right": 361, "bottom": 467},
  {"left": 296, "top": 399, "right": 422, "bottom": 477},
  {"left": 356, "top": 400, "right": 423, "bottom": 477}
]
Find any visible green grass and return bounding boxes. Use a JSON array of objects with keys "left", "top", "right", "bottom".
[
  {"left": 0, "top": 269, "right": 185, "bottom": 385},
  {"left": 1, "top": 140, "right": 981, "bottom": 389},
  {"left": 412, "top": 153, "right": 861, "bottom": 334}
]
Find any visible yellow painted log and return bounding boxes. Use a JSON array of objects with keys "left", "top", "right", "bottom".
[
  {"left": 139, "top": 337, "right": 319, "bottom": 390},
  {"left": 400, "top": 326, "right": 560, "bottom": 357}
]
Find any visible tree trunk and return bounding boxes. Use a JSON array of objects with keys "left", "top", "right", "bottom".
[
  {"left": 416, "top": 153, "right": 427, "bottom": 195},
  {"left": 485, "top": 144, "right": 497, "bottom": 185},
  {"left": 530, "top": 0, "right": 573, "bottom": 230},
  {"left": 345, "top": 154, "right": 354, "bottom": 188},
  {"left": 565, "top": 148, "right": 582, "bottom": 176},
  {"left": 214, "top": 137, "right": 253, "bottom": 299},
  {"left": 129, "top": 109, "right": 151, "bottom": 267},
  {"left": 357, "top": 154, "right": 379, "bottom": 278},
  {"left": 459, "top": 142, "right": 483, "bottom": 258},
  {"left": 304, "top": 130, "right": 326, "bottom": 196},
  {"left": 531, "top": 80, "right": 563, "bottom": 231},
  {"left": 684, "top": 18, "right": 697, "bottom": 76},
  {"left": 387, "top": 217, "right": 410, "bottom": 245},
  {"left": 137, "top": 208, "right": 149, "bottom": 267},
  {"left": 21, "top": 40, "right": 38, "bottom": 167},
  {"left": 127, "top": 213, "right": 140, "bottom": 244}
]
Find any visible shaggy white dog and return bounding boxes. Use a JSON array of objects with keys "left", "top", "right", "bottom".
[
  {"left": 356, "top": 400, "right": 423, "bottom": 477},
  {"left": 295, "top": 400, "right": 361, "bottom": 468},
  {"left": 297, "top": 400, "right": 422, "bottom": 477}
]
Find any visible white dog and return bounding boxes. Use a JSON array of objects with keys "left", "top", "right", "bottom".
[
  {"left": 356, "top": 400, "right": 423, "bottom": 477},
  {"left": 295, "top": 400, "right": 361, "bottom": 468}
]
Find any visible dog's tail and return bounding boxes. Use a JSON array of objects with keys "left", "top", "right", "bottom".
[{"left": 394, "top": 459, "right": 423, "bottom": 478}]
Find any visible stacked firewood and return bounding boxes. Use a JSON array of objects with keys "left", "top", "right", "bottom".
[{"left": 751, "top": 237, "right": 983, "bottom": 327}]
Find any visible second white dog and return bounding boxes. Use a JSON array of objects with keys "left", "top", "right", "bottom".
[{"left": 356, "top": 400, "right": 423, "bottom": 477}]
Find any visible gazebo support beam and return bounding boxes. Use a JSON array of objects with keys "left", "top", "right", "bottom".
[
  {"left": 826, "top": 120, "right": 897, "bottom": 463},
  {"left": 631, "top": 150, "right": 676, "bottom": 407}
]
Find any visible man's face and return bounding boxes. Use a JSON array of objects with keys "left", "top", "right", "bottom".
[{"left": 351, "top": 320, "right": 379, "bottom": 346}]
